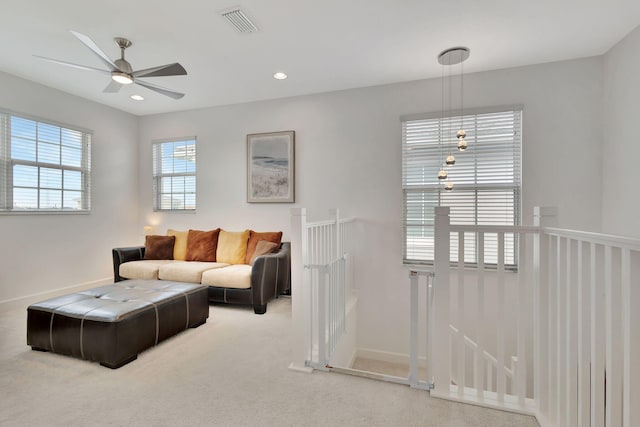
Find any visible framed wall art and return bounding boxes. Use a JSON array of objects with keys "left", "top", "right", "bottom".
[{"left": 247, "top": 130, "right": 295, "bottom": 203}]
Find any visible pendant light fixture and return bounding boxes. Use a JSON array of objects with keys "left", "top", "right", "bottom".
[{"left": 436, "top": 46, "right": 470, "bottom": 190}]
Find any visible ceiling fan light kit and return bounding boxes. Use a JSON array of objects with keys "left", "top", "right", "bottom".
[
  {"left": 112, "top": 72, "right": 133, "bottom": 85},
  {"left": 34, "top": 30, "right": 187, "bottom": 100}
]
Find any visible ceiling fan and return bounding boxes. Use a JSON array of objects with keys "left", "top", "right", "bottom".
[{"left": 34, "top": 30, "right": 187, "bottom": 100}]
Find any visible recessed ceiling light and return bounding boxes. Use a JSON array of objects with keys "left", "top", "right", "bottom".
[
  {"left": 130, "top": 94, "right": 144, "bottom": 101},
  {"left": 273, "top": 72, "right": 287, "bottom": 80}
]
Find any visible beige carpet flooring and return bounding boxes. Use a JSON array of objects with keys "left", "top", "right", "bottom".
[{"left": 0, "top": 289, "right": 539, "bottom": 427}]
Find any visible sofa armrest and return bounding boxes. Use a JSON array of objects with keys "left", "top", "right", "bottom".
[
  {"left": 112, "top": 246, "right": 145, "bottom": 282},
  {"left": 250, "top": 242, "right": 291, "bottom": 312}
]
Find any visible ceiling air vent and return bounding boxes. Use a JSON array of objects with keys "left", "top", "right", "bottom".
[{"left": 219, "top": 7, "right": 259, "bottom": 34}]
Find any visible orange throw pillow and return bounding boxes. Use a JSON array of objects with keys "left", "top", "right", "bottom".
[
  {"left": 250, "top": 240, "right": 279, "bottom": 265},
  {"left": 245, "top": 231, "right": 283, "bottom": 264},
  {"left": 185, "top": 229, "right": 220, "bottom": 262}
]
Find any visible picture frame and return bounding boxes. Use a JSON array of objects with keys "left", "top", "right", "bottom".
[{"left": 247, "top": 131, "right": 295, "bottom": 203}]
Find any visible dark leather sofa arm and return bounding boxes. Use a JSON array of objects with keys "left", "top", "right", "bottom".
[
  {"left": 250, "top": 242, "right": 291, "bottom": 314},
  {"left": 112, "top": 246, "right": 145, "bottom": 282}
]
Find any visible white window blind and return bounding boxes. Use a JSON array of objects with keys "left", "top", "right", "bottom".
[
  {"left": 402, "top": 108, "right": 522, "bottom": 265},
  {"left": 152, "top": 138, "right": 196, "bottom": 211},
  {"left": 0, "top": 111, "right": 91, "bottom": 213}
]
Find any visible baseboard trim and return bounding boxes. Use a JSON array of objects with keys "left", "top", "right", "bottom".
[
  {"left": 0, "top": 277, "right": 112, "bottom": 306},
  {"left": 347, "top": 349, "right": 358, "bottom": 368},
  {"left": 288, "top": 362, "right": 314, "bottom": 374}
]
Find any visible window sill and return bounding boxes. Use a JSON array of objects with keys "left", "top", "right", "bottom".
[
  {"left": 0, "top": 210, "right": 90, "bottom": 215},
  {"left": 152, "top": 209, "right": 197, "bottom": 214}
]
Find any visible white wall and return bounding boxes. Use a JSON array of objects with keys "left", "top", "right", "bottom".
[
  {"left": 602, "top": 24, "right": 640, "bottom": 238},
  {"left": 0, "top": 72, "right": 140, "bottom": 301},
  {"left": 138, "top": 57, "right": 604, "bottom": 355}
]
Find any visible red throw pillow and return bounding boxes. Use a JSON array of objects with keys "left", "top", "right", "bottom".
[
  {"left": 245, "top": 231, "right": 282, "bottom": 264},
  {"left": 185, "top": 229, "right": 220, "bottom": 262}
]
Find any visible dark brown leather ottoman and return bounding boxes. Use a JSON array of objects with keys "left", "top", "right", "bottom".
[{"left": 27, "top": 280, "right": 209, "bottom": 368}]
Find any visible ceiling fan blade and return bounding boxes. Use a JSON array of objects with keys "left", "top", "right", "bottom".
[
  {"left": 103, "top": 80, "right": 122, "bottom": 93},
  {"left": 69, "top": 30, "right": 118, "bottom": 71},
  {"left": 135, "top": 79, "right": 184, "bottom": 100},
  {"left": 33, "top": 55, "right": 111, "bottom": 75},
  {"left": 133, "top": 63, "right": 187, "bottom": 78}
]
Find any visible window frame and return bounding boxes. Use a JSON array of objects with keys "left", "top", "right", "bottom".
[
  {"left": 152, "top": 137, "right": 197, "bottom": 212},
  {"left": 402, "top": 106, "right": 522, "bottom": 267},
  {"left": 0, "top": 110, "right": 92, "bottom": 214}
]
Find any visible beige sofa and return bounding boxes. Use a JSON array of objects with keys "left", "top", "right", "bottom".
[{"left": 112, "top": 229, "right": 290, "bottom": 314}]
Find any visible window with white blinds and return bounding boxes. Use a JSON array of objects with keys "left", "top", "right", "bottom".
[
  {"left": 152, "top": 138, "right": 196, "bottom": 211},
  {"left": 0, "top": 111, "right": 91, "bottom": 213},
  {"left": 402, "top": 108, "right": 522, "bottom": 266}
]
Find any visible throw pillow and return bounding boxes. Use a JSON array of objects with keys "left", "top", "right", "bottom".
[
  {"left": 185, "top": 229, "right": 220, "bottom": 262},
  {"left": 250, "top": 240, "right": 279, "bottom": 265},
  {"left": 167, "top": 229, "right": 188, "bottom": 260},
  {"left": 144, "top": 235, "right": 175, "bottom": 260},
  {"left": 245, "top": 231, "right": 283, "bottom": 264},
  {"left": 217, "top": 230, "right": 250, "bottom": 265}
]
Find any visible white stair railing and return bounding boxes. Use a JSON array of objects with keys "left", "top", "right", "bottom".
[
  {"left": 430, "top": 206, "right": 540, "bottom": 414},
  {"left": 426, "top": 206, "right": 640, "bottom": 426},
  {"left": 290, "top": 208, "right": 355, "bottom": 371},
  {"left": 536, "top": 226, "right": 640, "bottom": 427}
]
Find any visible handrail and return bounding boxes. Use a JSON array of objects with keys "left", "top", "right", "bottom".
[
  {"left": 450, "top": 324, "right": 515, "bottom": 381},
  {"left": 306, "top": 217, "right": 356, "bottom": 228},
  {"left": 543, "top": 226, "right": 640, "bottom": 251}
]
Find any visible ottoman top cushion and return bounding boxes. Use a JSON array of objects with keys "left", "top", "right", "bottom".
[{"left": 28, "top": 280, "right": 207, "bottom": 322}]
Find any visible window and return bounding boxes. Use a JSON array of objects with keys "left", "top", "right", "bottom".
[
  {"left": 152, "top": 138, "right": 196, "bottom": 211},
  {"left": 0, "top": 111, "right": 91, "bottom": 213},
  {"left": 402, "top": 108, "right": 522, "bottom": 266}
]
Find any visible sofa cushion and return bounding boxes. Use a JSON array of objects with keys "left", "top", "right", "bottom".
[
  {"left": 245, "top": 231, "right": 283, "bottom": 264},
  {"left": 217, "top": 230, "right": 250, "bottom": 265},
  {"left": 201, "top": 264, "right": 252, "bottom": 289},
  {"left": 167, "top": 229, "right": 188, "bottom": 261},
  {"left": 158, "top": 261, "right": 229, "bottom": 283},
  {"left": 119, "top": 260, "right": 179, "bottom": 280},
  {"left": 143, "top": 235, "right": 175, "bottom": 260},
  {"left": 250, "top": 240, "right": 279, "bottom": 264},
  {"left": 186, "top": 229, "right": 220, "bottom": 262}
]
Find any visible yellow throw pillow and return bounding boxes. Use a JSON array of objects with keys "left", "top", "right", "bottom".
[
  {"left": 216, "top": 230, "right": 250, "bottom": 265},
  {"left": 167, "top": 229, "right": 188, "bottom": 261}
]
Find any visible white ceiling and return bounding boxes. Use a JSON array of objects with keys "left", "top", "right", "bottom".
[{"left": 2, "top": 0, "right": 639, "bottom": 116}]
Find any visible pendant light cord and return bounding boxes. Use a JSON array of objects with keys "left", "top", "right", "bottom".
[
  {"left": 440, "top": 57, "right": 445, "bottom": 168},
  {"left": 460, "top": 50, "right": 464, "bottom": 137}
]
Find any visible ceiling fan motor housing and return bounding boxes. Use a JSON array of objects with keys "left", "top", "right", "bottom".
[{"left": 115, "top": 58, "right": 133, "bottom": 74}]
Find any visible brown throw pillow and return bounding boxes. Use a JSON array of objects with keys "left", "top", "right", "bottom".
[
  {"left": 185, "top": 229, "right": 220, "bottom": 262},
  {"left": 245, "top": 231, "right": 283, "bottom": 264},
  {"left": 144, "top": 235, "right": 175, "bottom": 260},
  {"left": 250, "top": 240, "right": 279, "bottom": 265}
]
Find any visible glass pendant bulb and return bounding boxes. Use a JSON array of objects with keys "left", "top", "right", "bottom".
[
  {"left": 446, "top": 155, "right": 456, "bottom": 165},
  {"left": 457, "top": 138, "right": 468, "bottom": 151},
  {"left": 457, "top": 130, "right": 466, "bottom": 139},
  {"left": 438, "top": 169, "right": 448, "bottom": 180},
  {"left": 444, "top": 181, "right": 454, "bottom": 191}
]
